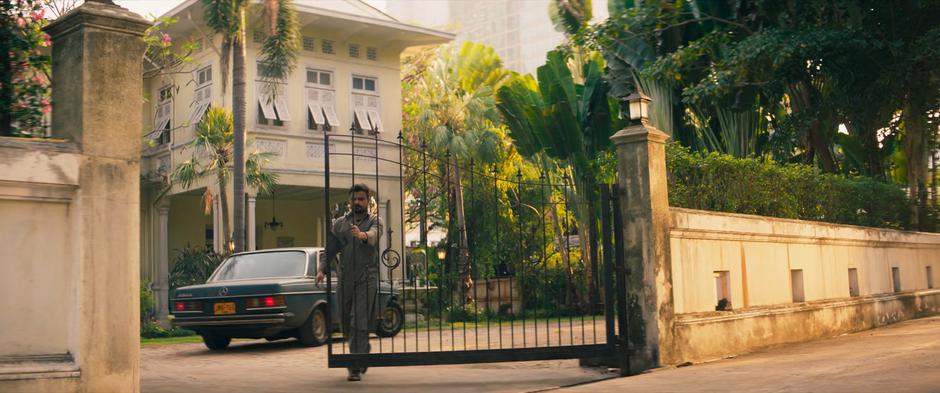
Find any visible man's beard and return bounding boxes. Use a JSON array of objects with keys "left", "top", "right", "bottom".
[{"left": 353, "top": 205, "right": 367, "bottom": 214}]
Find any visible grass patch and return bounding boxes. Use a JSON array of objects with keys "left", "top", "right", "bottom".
[{"left": 141, "top": 335, "right": 205, "bottom": 346}]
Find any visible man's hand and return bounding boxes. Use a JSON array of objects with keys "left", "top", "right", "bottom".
[
  {"left": 316, "top": 272, "right": 325, "bottom": 284},
  {"left": 350, "top": 225, "right": 368, "bottom": 241}
]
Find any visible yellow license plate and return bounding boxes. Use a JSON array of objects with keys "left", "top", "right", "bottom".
[{"left": 214, "top": 302, "right": 236, "bottom": 315}]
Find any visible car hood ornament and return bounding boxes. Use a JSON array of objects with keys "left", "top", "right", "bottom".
[{"left": 219, "top": 287, "right": 229, "bottom": 296}]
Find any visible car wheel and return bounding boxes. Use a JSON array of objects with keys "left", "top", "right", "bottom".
[
  {"left": 376, "top": 301, "right": 404, "bottom": 338},
  {"left": 202, "top": 334, "right": 231, "bottom": 350},
  {"left": 297, "top": 306, "right": 327, "bottom": 347}
]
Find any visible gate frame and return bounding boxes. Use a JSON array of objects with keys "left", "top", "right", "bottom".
[{"left": 323, "top": 133, "right": 629, "bottom": 370}]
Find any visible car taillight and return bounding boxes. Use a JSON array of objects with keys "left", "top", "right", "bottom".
[
  {"left": 172, "top": 301, "right": 203, "bottom": 312},
  {"left": 246, "top": 295, "right": 285, "bottom": 309}
]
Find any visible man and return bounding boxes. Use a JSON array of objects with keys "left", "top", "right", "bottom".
[{"left": 317, "top": 184, "right": 383, "bottom": 382}]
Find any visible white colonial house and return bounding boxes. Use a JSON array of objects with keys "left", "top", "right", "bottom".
[{"left": 140, "top": 0, "right": 452, "bottom": 323}]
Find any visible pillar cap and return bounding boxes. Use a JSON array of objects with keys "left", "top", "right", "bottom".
[
  {"left": 610, "top": 122, "right": 671, "bottom": 146},
  {"left": 45, "top": 0, "right": 150, "bottom": 39}
]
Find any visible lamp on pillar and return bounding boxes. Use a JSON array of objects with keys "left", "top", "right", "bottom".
[{"left": 625, "top": 91, "right": 652, "bottom": 125}]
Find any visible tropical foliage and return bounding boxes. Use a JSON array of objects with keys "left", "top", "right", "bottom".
[
  {"left": 403, "top": 42, "right": 512, "bottom": 300},
  {"left": 586, "top": 0, "right": 940, "bottom": 229},
  {"left": 169, "top": 246, "right": 226, "bottom": 289},
  {"left": 200, "top": 0, "right": 299, "bottom": 252},
  {"left": 172, "top": 107, "right": 278, "bottom": 247},
  {"left": 497, "top": 49, "right": 625, "bottom": 307}
]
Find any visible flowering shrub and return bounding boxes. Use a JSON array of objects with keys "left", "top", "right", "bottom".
[{"left": 2, "top": 0, "right": 51, "bottom": 137}]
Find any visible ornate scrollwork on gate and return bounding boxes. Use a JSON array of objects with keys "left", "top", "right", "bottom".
[{"left": 381, "top": 248, "right": 400, "bottom": 269}]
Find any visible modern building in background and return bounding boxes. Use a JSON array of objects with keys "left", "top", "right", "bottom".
[{"left": 384, "top": 0, "right": 608, "bottom": 75}]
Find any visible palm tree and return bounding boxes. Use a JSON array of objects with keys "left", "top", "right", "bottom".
[
  {"left": 408, "top": 42, "right": 509, "bottom": 300},
  {"left": 172, "top": 107, "right": 278, "bottom": 250},
  {"left": 201, "top": 0, "right": 298, "bottom": 252},
  {"left": 497, "top": 50, "right": 624, "bottom": 309}
]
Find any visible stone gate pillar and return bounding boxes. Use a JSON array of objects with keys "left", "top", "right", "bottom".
[
  {"left": 610, "top": 118, "right": 677, "bottom": 373},
  {"left": 45, "top": 1, "right": 150, "bottom": 392}
]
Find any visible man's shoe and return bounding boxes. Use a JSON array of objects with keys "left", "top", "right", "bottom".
[{"left": 347, "top": 369, "right": 361, "bottom": 382}]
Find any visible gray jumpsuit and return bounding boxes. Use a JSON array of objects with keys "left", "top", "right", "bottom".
[{"left": 322, "top": 212, "right": 383, "bottom": 355}]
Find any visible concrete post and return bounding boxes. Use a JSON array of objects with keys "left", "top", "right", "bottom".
[
  {"left": 610, "top": 120, "right": 677, "bottom": 373},
  {"left": 44, "top": 1, "right": 149, "bottom": 392},
  {"left": 247, "top": 194, "right": 257, "bottom": 251},
  {"left": 155, "top": 203, "right": 171, "bottom": 327}
]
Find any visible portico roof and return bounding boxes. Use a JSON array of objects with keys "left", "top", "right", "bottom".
[{"left": 158, "top": 0, "right": 453, "bottom": 48}]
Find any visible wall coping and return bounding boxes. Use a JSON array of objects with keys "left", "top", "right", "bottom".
[
  {"left": 670, "top": 207, "right": 940, "bottom": 246},
  {"left": 0, "top": 136, "right": 79, "bottom": 154},
  {"left": 0, "top": 141, "right": 81, "bottom": 188},
  {"left": 675, "top": 289, "right": 940, "bottom": 325}
]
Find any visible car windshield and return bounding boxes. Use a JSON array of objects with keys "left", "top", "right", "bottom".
[{"left": 209, "top": 251, "right": 307, "bottom": 282}]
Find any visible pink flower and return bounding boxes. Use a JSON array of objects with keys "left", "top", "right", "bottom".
[
  {"left": 41, "top": 100, "right": 51, "bottom": 114},
  {"left": 161, "top": 33, "right": 172, "bottom": 45},
  {"left": 30, "top": 9, "right": 44, "bottom": 20},
  {"left": 16, "top": 17, "right": 26, "bottom": 27},
  {"left": 42, "top": 33, "right": 51, "bottom": 47}
]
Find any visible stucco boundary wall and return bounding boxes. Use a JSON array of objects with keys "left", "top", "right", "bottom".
[
  {"left": 0, "top": 2, "right": 149, "bottom": 392},
  {"left": 668, "top": 207, "right": 940, "bottom": 364}
]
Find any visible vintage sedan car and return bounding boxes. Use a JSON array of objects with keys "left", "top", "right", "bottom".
[{"left": 169, "top": 247, "right": 404, "bottom": 350}]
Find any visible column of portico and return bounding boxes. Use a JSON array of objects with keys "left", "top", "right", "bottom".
[
  {"left": 155, "top": 203, "right": 170, "bottom": 327},
  {"left": 247, "top": 193, "right": 257, "bottom": 251}
]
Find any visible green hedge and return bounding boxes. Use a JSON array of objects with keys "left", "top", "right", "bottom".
[{"left": 666, "top": 143, "right": 912, "bottom": 230}]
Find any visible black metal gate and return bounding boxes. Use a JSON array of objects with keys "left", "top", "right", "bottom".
[{"left": 322, "top": 133, "right": 628, "bottom": 371}]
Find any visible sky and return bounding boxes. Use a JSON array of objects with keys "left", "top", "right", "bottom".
[{"left": 113, "top": 0, "right": 182, "bottom": 19}]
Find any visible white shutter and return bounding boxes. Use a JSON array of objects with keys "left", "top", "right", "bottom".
[
  {"left": 257, "top": 91, "right": 277, "bottom": 121},
  {"left": 354, "top": 108, "right": 369, "bottom": 131},
  {"left": 307, "top": 102, "right": 325, "bottom": 126},
  {"left": 273, "top": 93, "right": 291, "bottom": 122},
  {"left": 367, "top": 109, "right": 383, "bottom": 133},
  {"left": 154, "top": 103, "right": 168, "bottom": 130},
  {"left": 323, "top": 104, "right": 340, "bottom": 128},
  {"left": 190, "top": 101, "right": 209, "bottom": 126}
]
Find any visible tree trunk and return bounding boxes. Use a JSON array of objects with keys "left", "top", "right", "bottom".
[
  {"left": 232, "top": 15, "right": 247, "bottom": 252},
  {"left": 903, "top": 96, "right": 929, "bottom": 229},
  {"left": 790, "top": 82, "right": 837, "bottom": 172},
  {"left": 450, "top": 156, "right": 473, "bottom": 302},
  {"left": 219, "top": 180, "right": 231, "bottom": 252},
  {"left": 808, "top": 122, "right": 838, "bottom": 173},
  {"left": 546, "top": 204, "right": 580, "bottom": 307},
  {"left": 570, "top": 171, "right": 597, "bottom": 311}
]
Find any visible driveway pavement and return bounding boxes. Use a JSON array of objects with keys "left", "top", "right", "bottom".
[
  {"left": 143, "top": 316, "right": 940, "bottom": 393},
  {"left": 557, "top": 315, "right": 940, "bottom": 393},
  {"left": 141, "top": 323, "right": 612, "bottom": 393}
]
